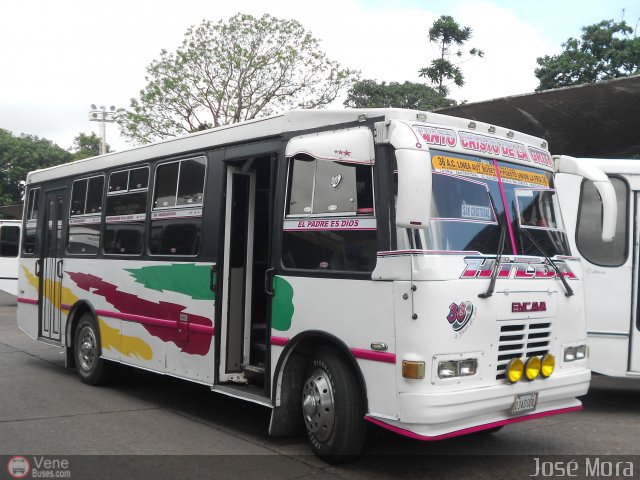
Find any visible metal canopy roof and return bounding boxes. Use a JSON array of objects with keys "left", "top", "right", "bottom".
[{"left": 436, "top": 75, "right": 640, "bottom": 158}]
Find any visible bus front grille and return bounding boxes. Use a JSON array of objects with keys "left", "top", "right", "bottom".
[{"left": 495, "top": 320, "right": 551, "bottom": 380}]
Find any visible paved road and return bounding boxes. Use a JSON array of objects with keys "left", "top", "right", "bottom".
[{"left": 1, "top": 304, "right": 638, "bottom": 479}]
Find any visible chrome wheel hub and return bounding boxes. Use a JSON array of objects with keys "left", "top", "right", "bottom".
[
  {"left": 302, "top": 368, "right": 335, "bottom": 442},
  {"left": 78, "top": 326, "right": 97, "bottom": 372}
]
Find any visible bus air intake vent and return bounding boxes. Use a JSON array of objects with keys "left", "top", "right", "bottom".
[{"left": 495, "top": 320, "right": 551, "bottom": 380}]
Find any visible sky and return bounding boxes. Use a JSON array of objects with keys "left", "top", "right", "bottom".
[{"left": 0, "top": 0, "right": 638, "bottom": 152}]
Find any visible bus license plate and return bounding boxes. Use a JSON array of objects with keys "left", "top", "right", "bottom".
[{"left": 511, "top": 392, "right": 538, "bottom": 415}]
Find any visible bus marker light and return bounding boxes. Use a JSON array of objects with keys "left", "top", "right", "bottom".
[
  {"left": 506, "top": 358, "right": 524, "bottom": 384},
  {"left": 541, "top": 354, "right": 555, "bottom": 378},
  {"left": 402, "top": 360, "right": 425, "bottom": 379},
  {"left": 524, "top": 356, "right": 541, "bottom": 381}
]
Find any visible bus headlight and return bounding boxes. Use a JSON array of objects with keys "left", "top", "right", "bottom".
[
  {"left": 524, "top": 356, "right": 541, "bottom": 381},
  {"left": 506, "top": 358, "right": 524, "bottom": 384},
  {"left": 541, "top": 354, "right": 555, "bottom": 378},
  {"left": 564, "top": 346, "right": 576, "bottom": 362},
  {"left": 437, "top": 359, "right": 478, "bottom": 379},
  {"left": 437, "top": 361, "right": 458, "bottom": 378},
  {"left": 564, "top": 345, "right": 587, "bottom": 362}
]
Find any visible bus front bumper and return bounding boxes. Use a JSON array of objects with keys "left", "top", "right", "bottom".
[{"left": 365, "top": 368, "right": 590, "bottom": 440}]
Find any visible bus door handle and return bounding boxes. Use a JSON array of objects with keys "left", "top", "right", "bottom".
[
  {"left": 264, "top": 268, "right": 275, "bottom": 297},
  {"left": 56, "top": 260, "right": 64, "bottom": 279},
  {"left": 210, "top": 264, "right": 217, "bottom": 292}
]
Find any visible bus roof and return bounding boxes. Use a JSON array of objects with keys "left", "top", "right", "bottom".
[
  {"left": 27, "top": 109, "right": 550, "bottom": 184},
  {"left": 561, "top": 157, "right": 640, "bottom": 175}
]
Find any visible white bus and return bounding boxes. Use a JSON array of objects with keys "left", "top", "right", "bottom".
[
  {"left": 17, "top": 109, "right": 616, "bottom": 461},
  {"left": 556, "top": 157, "right": 640, "bottom": 378},
  {"left": 0, "top": 219, "right": 21, "bottom": 301}
]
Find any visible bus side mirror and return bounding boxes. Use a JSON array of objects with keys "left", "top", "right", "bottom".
[
  {"left": 554, "top": 155, "right": 617, "bottom": 242},
  {"left": 396, "top": 149, "right": 432, "bottom": 229}
]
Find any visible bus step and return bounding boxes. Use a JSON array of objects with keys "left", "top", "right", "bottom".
[{"left": 241, "top": 363, "right": 265, "bottom": 375}]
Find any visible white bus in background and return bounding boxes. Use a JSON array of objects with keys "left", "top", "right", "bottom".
[
  {"left": 16, "top": 109, "right": 616, "bottom": 461},
  {"left": 0, "top": 219, "right": 21, "bottom": 302},
  {"left": 556, "top": 158, "right": 640, "bottom": 377}
]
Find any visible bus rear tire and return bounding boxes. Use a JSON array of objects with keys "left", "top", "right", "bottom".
[
  {"left": 302, "top": 346, "right": 366, "bottom": 462},
  {"left": 74, "top": 313, "right": 116, "bottom": 386}
]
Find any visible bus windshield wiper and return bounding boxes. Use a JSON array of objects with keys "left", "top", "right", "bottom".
[
  {"left": 478, "top": 225, "right": 506, "bottom": 299},
  {"left": 520, "top": 227, "right": 574, "bottom": 297},
  {"left": 479, "top": 191, "right": 505, "bottom": 299}
]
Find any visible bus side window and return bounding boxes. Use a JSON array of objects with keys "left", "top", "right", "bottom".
[
  {"left": 576, "top": 177, "right": 628, "bottom": 266},
  {"left": 104, "top": 167, "right": 148, "bottom": 256},
  {"left": 0, "top": 226, "right": 20, "bottom": 257},
  {"left": 22, "top": 187, "right": 40, "bottom": 255},
  {"left": 150, "top": 157, "right": 205, "bottom": 257},
  {"left": 68, "top": 175, "right": 104, "bottom": 255},
  {"left": 282, "top": 156, "right": 376, "bottom": 272}
]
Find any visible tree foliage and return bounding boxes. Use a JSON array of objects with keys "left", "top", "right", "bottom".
[
  {"left": 0, "top": 129, "right": 72, "bottom": 205},
  {"left": 72, "top": 132, "right": 110, "bottom": 160},
  {"left": 535, "top": 19, "right": 640, "bottom": 91},
  {"left": 118, "top": 13, "right": 358, "bottom": 144},
  {"left": 343, "top": 80, "right": 454, "bottom": 110},
  {"left": 419, "top": 15, "right": 484, "bottom": 96}
]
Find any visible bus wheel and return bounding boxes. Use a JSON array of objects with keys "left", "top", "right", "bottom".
[
  {"left": 302, "top": 346, "right": 366, "bottom": 462},
  {"left": 74, "top": 313, "right": 116, "bottom": 386}
]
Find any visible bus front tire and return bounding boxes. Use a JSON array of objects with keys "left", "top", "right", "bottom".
[
  {"left": 302, "top": 346, "right": 366, "bottom": 462},
  {"left": 74, "top": 313, "right": 116, "bottom": 386}
]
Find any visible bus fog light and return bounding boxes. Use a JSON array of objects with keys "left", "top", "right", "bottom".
[
  {"left": 459, "top": 359, "right": 477, "bottom": 376},
  {"left": 541, "top": 354, "right": 555, "bottom": 378},
  {"left": 402, "top": 360, "right": 425, "bottom": 379},
  {"left": 575, "top": 345, "right": 587, "bottom": 360},
  {"left": 438, "top": 361, "right": 458, "bottom": 378},
  {"left": 506, "top": 358, "right": 524, "bottom": 384},
  {"left": 564, "top": 347, "right": 576, "bottom": 362},
  {"left": 524, "top": 356, "right": 541, "bottom": 381}
]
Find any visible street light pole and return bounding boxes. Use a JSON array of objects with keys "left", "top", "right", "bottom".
[{"left": 88, "top": 104, "right": 116, "bottom": 155}]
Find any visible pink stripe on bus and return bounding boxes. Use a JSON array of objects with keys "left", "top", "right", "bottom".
[
  {"left": 17, "top": 297, "right": 38, "bottom": 305},
  {"left": 351, "top": 348, "right": 396, "bottom": 364},
  {"left": 365, "top": 405, "right": 582, "bottom": 440},
  {"left": 493, "top": 159, "right": 518, "bottom": 255},
  {"left": 270, "top": 336, "right": 290, "bottom": 346}
]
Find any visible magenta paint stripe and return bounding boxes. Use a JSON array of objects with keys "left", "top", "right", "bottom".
[
  {"left": 94, "top": 309, "right": 214, "bottom": 335},
  {"left": 493, "top": 159, "right": 518, "bottom": 255},
  {"left": 365, "top": 405, "right": 582, "bottom": 441},
  {"left": 270, "top": 336, "right": 290, "bottom": 346},
  {"left": 17, "top": 297, "right": 38, "bottom": 305},
  {"left": 351, "top": 348, "right": 396, "bottom": 364}
]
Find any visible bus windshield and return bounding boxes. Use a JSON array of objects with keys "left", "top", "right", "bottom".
[{"left": 398, "top": 150, "right": 570, "bottom": 257}]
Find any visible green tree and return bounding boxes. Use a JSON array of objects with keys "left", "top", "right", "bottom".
[
  {"left": 0, "top": 129, "right": 72, "bottom": 205},
  {"left": 343, "top": 80, "right": 454, "bottom": 109},
  {"left": 72, "top": 132, "right": 109, "bottom": 160},
  {"left": 419, "top": 15, "right": 484, "bottom": 96},
  {"left": 535, "top": 19, "right": 640, "bottom": 91},
  {"left": 118, "top": 13, "right": 358, "bottom": 144}
]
